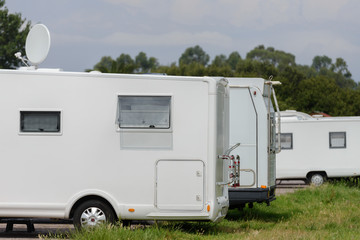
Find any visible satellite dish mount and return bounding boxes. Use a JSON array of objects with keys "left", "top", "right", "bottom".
[{"left": 15, "top": 24, "right": 51, "bottom": 69}]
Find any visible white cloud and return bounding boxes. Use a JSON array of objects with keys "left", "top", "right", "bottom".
[
  {"left": 170, "top": 0, "right": 212, "bottom": 24},
  {"left": 286, "top": 30, "right": 359, "bottom": 55},
  {"left": 301, "top": 0, "right": 349, "bottom": 22},
  {"left": 205, "top": 0, "right": 300, "bottom": 29},
  {"left": 51, "top": 33, "right": 97, "bottom": 45},
  {"left": 101, "top": 0, "right": 296, "bottom": 28},
  {"left": 101, "top": 0, "right": 145, "bottom": 7},
  {"left": 95, "top": 0, "right": 355, "bottom": 31},
  {"left": 101, "top": 0, "right": 171, "bottom": 13},
  {"left": 104, "top": 31, "right": 233, "bottom": 47},
  {"left": 53, "top": 30, "right": 234, "bottom": 48}
]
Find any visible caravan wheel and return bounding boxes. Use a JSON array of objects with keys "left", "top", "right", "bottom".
[
  {"left": 309, "top": 173, "right": 326, "bottom": 186},
  {"left": 73, "top": 200, "right": 116, "bottom": 229}
]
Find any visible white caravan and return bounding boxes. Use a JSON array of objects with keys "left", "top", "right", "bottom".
[
  {"left": 277, "top": 110, "right": 360, "bottom": 185},
  {"left": 227, "top": 78, "right": 281, "bottom": 209},
  {"left": 0, "top": 68, "right": 234, "bottom": 227}
]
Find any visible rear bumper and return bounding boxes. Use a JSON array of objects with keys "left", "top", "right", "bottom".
[
  {"left": 213, "top": 196, "right": 229, "bottom": 222},
  {"left": 228, "top": 186, "right": 276, "bottom": 208}
]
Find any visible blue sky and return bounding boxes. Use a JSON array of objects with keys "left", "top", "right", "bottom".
[{"left": 5, "top": 0, "right": 360, "bottom": 82}]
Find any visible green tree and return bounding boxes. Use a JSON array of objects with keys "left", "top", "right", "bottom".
[
  {"left": 148, "top": 57, "right": 159, "bottom": 72},
  {"left": 211, "top": 54, "right": 227, "bottom": 67},
  {"left": 295, "top": 64, "right": 317, "bottom": 79},
  {"left": 178, "top": 62, "right": 206, "bottom": 76},
  {"left": 155, "top": 62, "right": 179, "bottom": 75},
  {"left": 179, "top": 45, "right": 210, "bottom": 66},
  {"left": 227, "top": 51, "right": 241, "bottom": 70},
  {"left": 346, "top": 89, "right": 360, "bottom": 115},
  {"left": 93, "top": 56, "right": 115, "bottom": 73},
  {"left": 0, "top": 0, "right": 31, "bottom": 69},
  {"left": 116, "top": 54, "right": 135, "bottom": 73},
  {"left": 332, "top": 57, "right": 351, "bottom": 77},
  {"left": 275, "top": 66, "right": 306, "bottom": 110},
  {"left": 331, "top": 57, "right": 356, "bottom": 89},
  {"left": 235, "top": 59, "right": 278, "bottom": 79},
  {"left": 311, "top": 55, "right": 332, "bottom": 72},
  {"left": 246, "top": 45, "right": 295, "bottom": 71},
  {"left": 295, "top": 76, "right": 348, "bottom": 115},
  {"left": 93, "top": 54, "right": 136, "bottom": 73},
  {"left": 310, "top": 56, "right": 356, "bottom": 89},
  {"left": 135, "top": 52, "right": 159, "bottom": 73}
]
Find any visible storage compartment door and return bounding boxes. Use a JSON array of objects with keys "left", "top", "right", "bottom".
[{"left": 156, "top": 160, "right": 204, "bottom": 210}]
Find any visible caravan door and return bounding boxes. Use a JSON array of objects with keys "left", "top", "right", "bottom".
[{"left": 229, "top": 87, "right": 257, "bottom": 187}]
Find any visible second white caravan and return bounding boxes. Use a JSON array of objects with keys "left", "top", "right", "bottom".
[
  {"left": 227, "top": 78, "right": 281, "bottom": 209},
  {"left": 277, "top": 110, "right": 360, "bottom": 185},
  {"left": 0, "top": 68, "right": 234, "bottom": 228}
]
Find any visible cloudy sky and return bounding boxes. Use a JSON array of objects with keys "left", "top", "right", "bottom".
[{"left": 5, "top": 0, "right": 360, "bottom": 81}]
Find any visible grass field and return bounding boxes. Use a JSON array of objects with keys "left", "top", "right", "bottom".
[{"left": 56, "top": 181, "right": 360, "bottom": 239}]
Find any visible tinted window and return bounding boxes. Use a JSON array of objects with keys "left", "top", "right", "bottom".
[
  {"left": 118, "top": 96, "right": 171, "bottom": 129},
  {"left": 329, "top": 132, "right": 346, "bottom": 148},
  {"left": 279, "top": 133, "right": 293, "bottom": 150},
  {"left": 20, "top": 111, "right": 61, "bottom": 133}
]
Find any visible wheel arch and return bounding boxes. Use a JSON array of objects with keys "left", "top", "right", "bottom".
[
  {"left": 65, "top": 191, "right": 120, "bottom": 220},
  {"left": 306, "top": 171, "right": 328, "bottom": 180}
]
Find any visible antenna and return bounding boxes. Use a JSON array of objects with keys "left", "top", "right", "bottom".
[{"left": 24, "top": 24, "right": 51, "bottom": 68}]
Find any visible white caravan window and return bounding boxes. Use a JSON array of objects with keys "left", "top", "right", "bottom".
[
  {"left": 118, "top": 96, "right": 171, "bottom": 129},
  {"left": 279, "top": 133, "right": 293, "bottom": 150},
  {"left": 20, "top": 111, "right": 61, "bottom": 133},
  {"left": 329, "top": 132, "right": 346, "bottom": 148}
]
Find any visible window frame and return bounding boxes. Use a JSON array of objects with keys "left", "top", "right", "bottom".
[
  {"left": 329, "top": 131, "right": 346, "bottom": 149},
  {"left": 279, "top": 133, "right": 293, "bottom": 150},
  {"left": 116, "top": 95, "right": 172, "bottom": 130},
  {"left": 19, "top": 110, "right": 62, "bottom": 135}
]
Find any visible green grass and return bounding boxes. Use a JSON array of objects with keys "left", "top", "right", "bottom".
[{"left": 51, "top": 181, "right": 360, "bottom": 239}]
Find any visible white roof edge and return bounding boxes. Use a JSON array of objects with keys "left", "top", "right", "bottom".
[
  {"left": 17, "top": 67, "right": 63, "bottom": 72},
  {"left": 0, "top": 68, "right": 225, "bottom": 86},
  {"left": 280, "top": 110, "right": 313, "bottom": 120},
  {"left": 227, "top": 77, "right": 265, "bottom": 94},
  {"left": 280, "top": 110, "right": 360, "bottom": 122}
]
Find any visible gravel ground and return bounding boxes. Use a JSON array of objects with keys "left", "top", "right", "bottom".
[{"left": 0, "top": 223, "right": 74, "bottom": 239}]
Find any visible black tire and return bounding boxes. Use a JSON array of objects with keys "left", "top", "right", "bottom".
[
  {"left": 122, "top": 220, "right": 132, "bottom": 227},
  {"left": 309, "top": 173, "right": 326, "bottom": 186},
  {"left": 73, "top": 200, "right": 116, "bottom": 229}
]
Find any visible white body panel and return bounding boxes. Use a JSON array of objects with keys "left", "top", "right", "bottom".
[
  {"left": 277, "top": 111, "right": 360, "bottom": 179},
  {"left": 228, "top": 78, "right": 276, "bottom": 189},
  {"left": 0, "top": 69, "right": 230, "bottom": 222},
  {"left": 229, "top": 86, "right": 268, "bottom": 187}
]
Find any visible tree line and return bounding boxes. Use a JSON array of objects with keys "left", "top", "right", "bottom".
[
  {"left": 90, "top": 45, "right": 360, "bottom": 116},
  {"left": 0, "top": 0, "right": 30, "bottom": 69},
  {"left": 1, "top": 0, "right": 359, "bottom": 116}
]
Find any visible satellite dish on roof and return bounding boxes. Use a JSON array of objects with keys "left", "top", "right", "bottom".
[{"left": 25, "top": 24, "right": 51, "bottom": 67}]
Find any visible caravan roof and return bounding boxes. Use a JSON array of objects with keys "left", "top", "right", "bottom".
[{"left": 280, "top": 110, "right": 360, "bottom": 122}]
